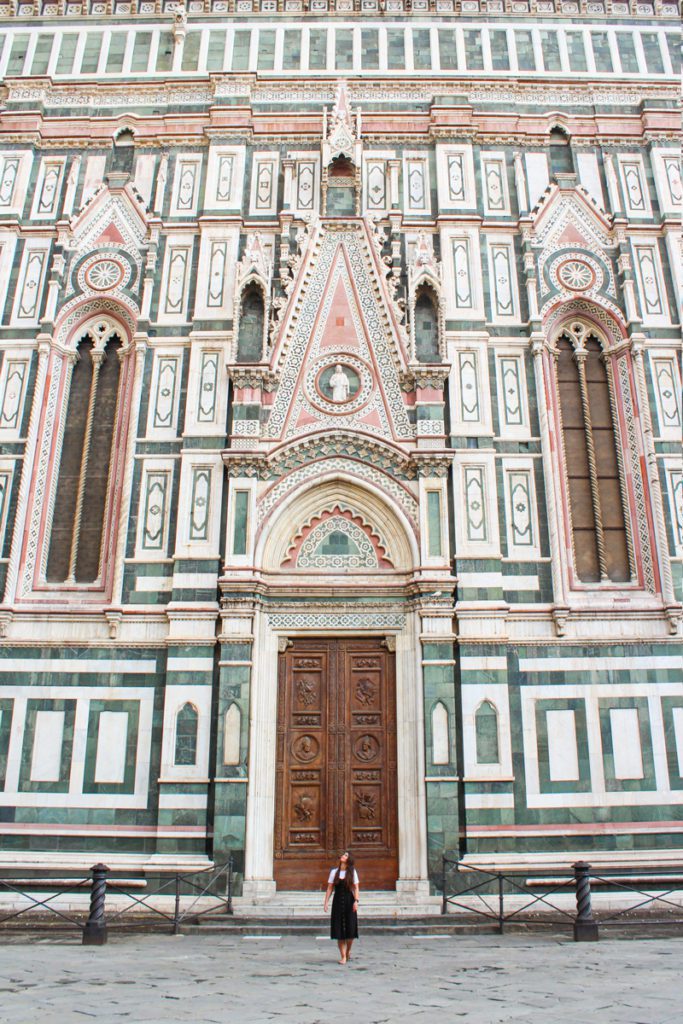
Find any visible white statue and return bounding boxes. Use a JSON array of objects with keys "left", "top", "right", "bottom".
[{"left": 329, "top": 364, "right": 350, "bottom": 402}]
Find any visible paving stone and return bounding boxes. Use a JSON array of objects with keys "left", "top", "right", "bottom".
[{"left": 0, "top": 933, "right": 680, "bottom": 1024}]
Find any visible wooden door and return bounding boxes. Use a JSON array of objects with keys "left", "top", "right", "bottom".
[{"left": 274, "top": 637, "right": 398, "bottom": 890}]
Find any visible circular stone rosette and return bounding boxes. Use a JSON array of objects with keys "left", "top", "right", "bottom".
[
  {"left": 304, "top": 354, "right": 374, "bottom": 416},
  {"left": 552, "top": 255, "right": 600, "bottom": 294},
  {"left": 80, "top": 253, "right": 130, "bottom": 293}
]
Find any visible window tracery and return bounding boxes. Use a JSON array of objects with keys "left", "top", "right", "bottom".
[
  {"left": 553, "top": 320, "right": 633, "bottom": 585},
  {"left": 46, "top": 318, "right": 125, "bottom": 585}
]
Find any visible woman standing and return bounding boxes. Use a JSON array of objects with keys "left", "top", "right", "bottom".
[{"left": 323, "top": 851, "right": 359, "bottom": 964}]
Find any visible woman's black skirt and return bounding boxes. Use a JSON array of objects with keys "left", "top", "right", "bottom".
[{"left": 330, "top": 882, "right": 359, "bottom": 940}]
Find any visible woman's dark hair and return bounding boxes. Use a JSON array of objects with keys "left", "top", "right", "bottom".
[{"left": 334, "top": 851, "right": 356, "bottom": 893}]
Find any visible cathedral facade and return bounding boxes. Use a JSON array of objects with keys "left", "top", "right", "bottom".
[{"left": 0, "top": 0, "right": 680, "bottom": 899}]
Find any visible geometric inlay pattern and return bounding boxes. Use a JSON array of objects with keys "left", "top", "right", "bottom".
[{"left": 267, "top": 226, "right": 412, "bottom": 442}]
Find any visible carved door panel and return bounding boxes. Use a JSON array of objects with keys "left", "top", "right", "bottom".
[{"left": 274, "top": 638, "right": 398, "bottom": 890}]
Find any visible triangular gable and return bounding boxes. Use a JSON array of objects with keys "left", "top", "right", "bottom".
[
  {"left": 69, "top": 181, "right": 149, "bottom": 257},
  {"left": 266, "top": 223, "right": 412, "bottom": 443},
  {"left": 531, "top": 185, "right": 618, "bottom": 312},
  {"left": 531, "top": 183, "right": 613, "bottom": 252}
]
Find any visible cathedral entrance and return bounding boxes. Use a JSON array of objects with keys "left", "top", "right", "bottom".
[{"left": 273, "top": 637, "right": 399, "bottom": 890}]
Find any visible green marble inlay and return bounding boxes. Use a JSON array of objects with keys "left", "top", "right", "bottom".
[
  {"left": 475, "top": 701, "right": 500, "bottom": 765},
  {"left": 232, "top": 490, "right": 249, "bottom": 556},
  {"left": 535, "top": 698, "right": 592, "bottom": 794},
  {"left": 423, "top": 643, "right": 453, "bottom": 661},
  {"left": 598, "top": 697, "right": 656, "bottom": 792},
  {"left": 427, "top": 490, "right": 442, "bottom": 557},
  {"left": 82, "top": 700, "right": 140, "bottom": 795},
  {"left": 221, "top": 643, "right": 252, "bottom": 662},
  {"left": 661, "top": 697, "right": 683, "bottom": 790},
  {"left": 19, "top": 699, "right": 77, "bottom": 794},
  {"left": 0, "top": 698, "right": 14, "bottom": 789},
  {"left": 174, "top": 702, "right": 198, "bottom": 766}
]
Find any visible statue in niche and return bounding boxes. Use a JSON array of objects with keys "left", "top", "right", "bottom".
[
  {"left": 329, "top": 364, "right": 350, "bottom": 402},
  {"left": 317, "top": 363, "right": 361, "bottom": 404}
]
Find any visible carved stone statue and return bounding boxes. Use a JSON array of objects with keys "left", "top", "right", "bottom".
[{"left": 329, "top": 364, "right": 350, "bottom": 402}]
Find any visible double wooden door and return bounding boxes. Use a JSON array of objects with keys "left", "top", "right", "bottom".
[{"left": 274, "top": 637, "right": 398, "bottom": 890}]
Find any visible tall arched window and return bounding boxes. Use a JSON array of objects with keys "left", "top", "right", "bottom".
[
  {"left": 555, "top": 323, "right": 631, "bottom": 583},
  {"left": 414, "top": 289, "right": 440, "bottom": 362},
  {"left": 236, "top": 286, "right": 265, "bottom": 362},
  {"left": 174, "top": 703, "right": 199, "bottom": 766},
  {"left": 46, "top": 324, "right": 123, "bottom": 584}
]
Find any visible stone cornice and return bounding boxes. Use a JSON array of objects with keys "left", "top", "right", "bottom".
[
  {"left": 0, "top": 0, "right": 679, "bottom": 20},
  {"left": 1, "top": 77, "right": 678, "bottom": 126}
]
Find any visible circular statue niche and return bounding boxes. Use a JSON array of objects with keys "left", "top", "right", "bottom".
[{"left": 317, "top": 363, "right": 361, "bottom": 404}]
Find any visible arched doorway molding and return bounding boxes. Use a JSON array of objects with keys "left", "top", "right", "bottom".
[
  {"left": 242, "top": 470, "right": 430, "bottom": 899},
  {"left": 256, "top": 474, "right": 419, "bottom": 575}
]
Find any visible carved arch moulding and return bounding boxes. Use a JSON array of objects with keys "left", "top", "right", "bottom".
[
  {"left": 540, "top": 301, "right": 660, "bottom": 601},
  {"left": 11, "top": 301, "right": 140, "bottom": 607},
  {"left": 256, "top": 475, "right": 419, "bottom": 573}
]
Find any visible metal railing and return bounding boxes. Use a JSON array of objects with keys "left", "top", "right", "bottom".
[
  {"left": 441, "top": 856, "right": 683, "bottom": 940},
  {"left": 0, "top": 874, "right": 92, "bottom": 933},
  {"left": 0, "top": 857, "right": 234, "bottom": 945}
]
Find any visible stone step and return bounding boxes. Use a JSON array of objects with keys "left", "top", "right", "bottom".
[
  {"left": 184, "top": 915, "right": 493, "bottom": 936},
  {"left": 230, "top": 892, "right": 443, "bottom": 918}
]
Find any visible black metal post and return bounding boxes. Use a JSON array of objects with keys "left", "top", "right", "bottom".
[
  {"left": 573, "top": 861, "right": 599, "bottom": 942},
  {"left": 498, "top": 874, "right": 505, "bottom": 934},
  {"left": 173, "top": 873, "right": 181, "bottom": 935},
  {"left": 441, "top": 856, "right": 447, "bottom": 915},
  {"left": 226, "top": 856, "right": 234, "bottom": 916},
  {"left": 83, "top": 863, "right": 109, "bottom": 946}
]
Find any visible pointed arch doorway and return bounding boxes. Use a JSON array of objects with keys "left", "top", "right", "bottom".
[{"left": 274, "top": 635, "right": 399, "bottom": 890}]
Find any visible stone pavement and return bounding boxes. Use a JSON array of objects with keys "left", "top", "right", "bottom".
[{"left": 0, "top": 932, "right": 679, "bottom": 1024}]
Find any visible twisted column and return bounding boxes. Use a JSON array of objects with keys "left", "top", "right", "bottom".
[
  {"left": 575, "top": 349, "right": 609, "bottom": 581},
  {"left": 83, "top": 863, "right": 109, "bottom": 946},
  {"left": 573, "top": 861, "right": 598, "bottom": 942},
  {"left": 66, "top": 348, "right": 104, "bottom": 583}
]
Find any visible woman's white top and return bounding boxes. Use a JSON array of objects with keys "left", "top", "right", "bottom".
[{"left": 328, "top": 868, "right": 359, "bottom": 884}]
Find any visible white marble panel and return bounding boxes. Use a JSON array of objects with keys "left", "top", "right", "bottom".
[
  {"left": 224, "top": 704, "right": 241, "bottom": 766},
  {"left": 94, "top": 711, "right": 129, "bottom": 784},
  {"left": 546, "top": 709, "right": 579, "bottom": 782},
  {"left": 524, "top": 152, "right": 549, "bottom": 207},
  {"left": 576, "top": 151, "right": 606, "bottom": 210},
  {"left": 610, "top": 708, "right": 644, "bottom": 780},
  {"left": 432, "top": 702, "right": 450, "bottom": 765},
  {"left": 673, "top": 707, "right": 683, "bottom": 777},
  {"left": 30, "top": 710, "right": 64, "bottom": 782}
]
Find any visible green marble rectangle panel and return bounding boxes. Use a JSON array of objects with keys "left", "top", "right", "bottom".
[
  {"left": 82, "top": 699, "right": 140, "bottom": 796},
  {"left": 19, "top": 699, "right": 76, "bottom": 794},
  {"left": 662, "top": 697, "right": 683, "bottom": 789},
  {"left": 534, "top": 697, "right": 592, "bottom": 794},
  {"left": 598, "top": 697, "right": 656, "bottom": 792},
  {"left": 0, "top": 698, "right": 13, "bottom": 789}
]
